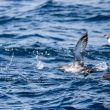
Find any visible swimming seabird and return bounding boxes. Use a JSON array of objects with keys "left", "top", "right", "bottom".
[
  {"left": 58, "top": 32, "right": 92, "bottom": 75},
  {"left": 104, "top": 34, "right": 110, "bottom": 44},
  {"left": 103, "top": 74, "right": 110, "bottom": 80}
]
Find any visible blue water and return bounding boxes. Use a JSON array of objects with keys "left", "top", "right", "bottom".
[{"left": 0, "top": 0, "right": 110, "bottom": 109}]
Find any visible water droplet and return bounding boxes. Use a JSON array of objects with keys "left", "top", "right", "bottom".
[
  {"left": 36, "top": 56, "right": 44, "bottom": 70},
  {"left": 95, "top": 62, "right": 108, "bottom": 71}
]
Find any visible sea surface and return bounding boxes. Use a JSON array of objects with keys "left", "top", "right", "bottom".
[{"left": 0, "top": 0, "right": 110, "bottom": 110}]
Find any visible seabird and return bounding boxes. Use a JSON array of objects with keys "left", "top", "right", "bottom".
[
  {"left": 104, "top": 34, "right": 110, "bottom": 44},
  {"left": 58, "top": 32, "right": 92, "bottom": 75},
  {"left": 103, "top": 74, "right": 110, "bottom": 80}
]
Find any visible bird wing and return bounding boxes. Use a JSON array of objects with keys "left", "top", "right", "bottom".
[{"left": 74, "top": 32, "right": 88, "bottom": 66}]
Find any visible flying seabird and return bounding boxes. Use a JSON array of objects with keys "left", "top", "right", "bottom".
[{"left": 58, "top": 32, "right": 92, "bottom": 75}]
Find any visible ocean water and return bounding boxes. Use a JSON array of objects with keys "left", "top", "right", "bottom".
[{"left": 0, "top": 0, "right": 110, "bottom": 109}]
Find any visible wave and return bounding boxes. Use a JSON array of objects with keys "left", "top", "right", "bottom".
[
  {"left": 0, "top": 16, "right": 20, "bottom": 25},
  {"left": 0, "top": 33, "right": 17, "bottom": 38},
  {"left": 86, "top": 14, "right": 110, "bottom": 22}
]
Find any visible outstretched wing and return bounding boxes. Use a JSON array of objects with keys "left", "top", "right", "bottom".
[{"left": 74, "top": 32, "right": 88, "bottom": 66}]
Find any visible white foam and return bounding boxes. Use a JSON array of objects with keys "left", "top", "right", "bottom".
[
  {"left": 95, "top": 62, "right": 108, "bottom": 71},
  {"left": 36, "top": 56, "right": 44, "bottom": 70}
]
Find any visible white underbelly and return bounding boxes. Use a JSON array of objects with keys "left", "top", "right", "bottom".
[
  {"left": 65, "top": 67, "right": 80, "bottom": 72},
  {"left": 108, "top": 39, "right": 110, "bottom": 44},
  {"left": 59, "top": 64, "right": 83, "bottom": 73}
]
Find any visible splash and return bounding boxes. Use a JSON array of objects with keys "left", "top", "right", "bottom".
[
  {"left": 0, "top": 51, "right": 14, "bottom": 72},
  {"left": 36, "top": 56, "right": 44, "bottom": 70},
  {"left": 95, "top": 62, "right": 108, "bottom": 71}
]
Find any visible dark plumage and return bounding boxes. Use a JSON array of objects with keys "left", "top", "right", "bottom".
[{"left": 59, "top": 32, "right": 93, "bottom": 75}]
